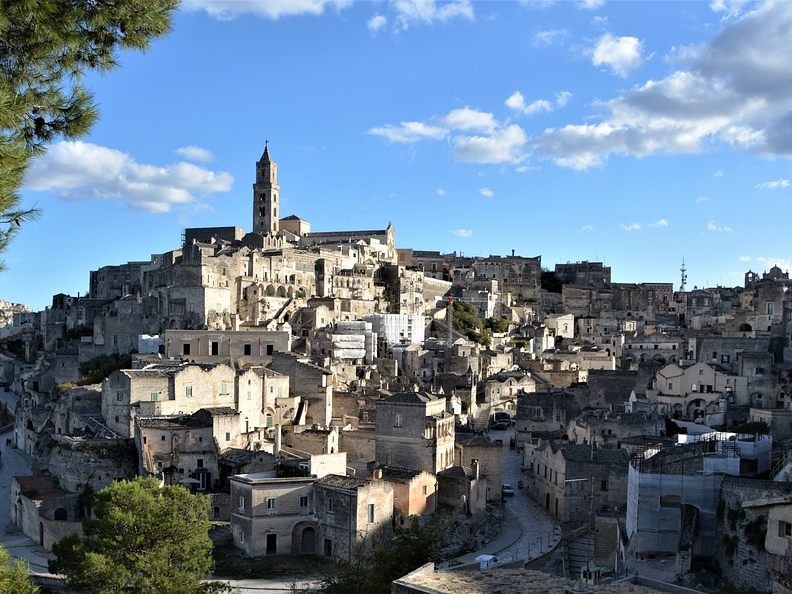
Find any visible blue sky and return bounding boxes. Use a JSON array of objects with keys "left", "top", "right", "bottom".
[{"left": 5, "top": 0, "right": 792, "bottom": 310}]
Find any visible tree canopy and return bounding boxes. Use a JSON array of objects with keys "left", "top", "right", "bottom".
[
  {"left": 0, "top": 0, "right": 177, "bottom": 268},
  {"left": 0, "top": 545, "right": 38, "bottom": 594},
  {"left": 323, "top": 521, "right": 442, "bottom": 594},
  {"left": 50, "top": 477, "right": 225, "bottom": 594}
]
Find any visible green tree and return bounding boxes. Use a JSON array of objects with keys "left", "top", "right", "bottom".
[
  {"left": 0, "top": 0, "right": 177, "bottom": 268},
  {"left": 50, "top": 477, "right": 227, "bottom": 594},
  {"left": 0, "top": 545, "right": 39, "bottom": 594},
  {"left": 323, "top": 521, "right": 442, "bottom": 594}
]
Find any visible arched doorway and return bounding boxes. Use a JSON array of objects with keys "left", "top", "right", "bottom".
[
  {"left": 292, "top": 522, "right": 318, "bottom": 554},
  {"left": 301, "top": 527, "right": 316, "bottom": 554},
  {"left": 53, "top": 508, "right": 67, "bottom": 521}
]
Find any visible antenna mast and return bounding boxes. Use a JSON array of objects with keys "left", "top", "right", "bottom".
[{"left": 680, "top": 258, "right": 688, "bottom": 292}]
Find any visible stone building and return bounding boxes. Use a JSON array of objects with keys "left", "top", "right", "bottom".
[
  {"left": 10, "top": 476, "right": 82, "bottom": 552},
  {"left": 230, "top": 474, "right": 318, "bottom": 556},
  {"left": 135, "top": 407, "right": 244, "bottom": 491},
  {"left": 102, "top": 362, "right": 237, "bottom": 437},
  {"left": 523, "top": 441, "right": 628, "bottom": 523},
  {"left": 163, "top": 328, "right": 290, "bottom": 364},
  {"left": 454, "top": 434, "right": 502, "bottom": 503},
  {"left": 555, "top": 261, "right": 612, "bottom": 286},
  {"left": 375, "top": 392, "right": 455, "bottom": 474},
  {"left": 313, "top": 474, "right": 394, "bottom": 560},
  {"left": 716, "top": 478, "right": 792, "bottom": 593},
  {"left": 373, "top": 466, "right": 438, "bottom": 521},
  {"left": 646, "top": 362, "right": 748, "bottom": 424}
]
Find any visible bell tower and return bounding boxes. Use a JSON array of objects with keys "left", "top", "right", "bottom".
[{"left": 253, "top": 143, "right": 279, "bottom": 234}]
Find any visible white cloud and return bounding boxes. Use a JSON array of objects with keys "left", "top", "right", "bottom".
[
  {"left": 556, "top": 91, "right": 572, "bottom": 107},
  {"left": 479, "top": 187, "right": 494, "bottom": 198},
  {"left": 451, "top": 228, "right": 473, "bottom": 237},
  {"left": 710, "top": 0, "right": 751, "bottom": 18},
  {"left": 696, "top": 196, "right": 710, "bottom": 203},
  {"left": 579, "top": 0, "right": 605, "bottom": 10},
  {"left": 756, "top": 178, "right": 790, "bottom": 190},
  {"left": 738, "top": 255, "right": 751, "bottom": 262},
  {"left": 24, "top": 141, "right": 233, "bottom": 213},
  {"left": 506, "top": 90, "right": 570, "bottom": 116},
  {"left": 620, "top": 218, "right": 668, "bottom": 232},
  {"left": 175, "top": 145, "right": 214, "bottom": 163},
  {"left": 368, "top": 14, "right": 388, "bottom": 32},
  {"left": 443, "top": 108, "right": 497, "bottom": 133},
  {"left": 453, "top": 124, "right": 528, "bottom": 164},
  {"left": 707, "top": 220, "right": 733, "bottom": 232},
  {"left": 368, "top": 121, "right": 448, "bottom": 143},
  {"left": 392, "top": 0, "right": 474, "bottom": 29},
  {"left": 714, "top": 170, "right": 724, "bottom": 177},
  {"left": 532, "top": 28, "right": 568, "bottom": 47},
  {"left": 581, "top": 224, "right": 594, "bottom": 231},
  {"left": 436, "top": 187, "right": 447, "bottom": 197},
  {"left": 536, "top": 4, "right": 792, "bottom": 169},
  {"left": 181, "top": 0, "right": 352, "bottom": 20},
  {"left": 592, "top": 33, "right": 644, "bottom": 77},
  {"left": 519, "top": 0, "right": 556, "bottom": 9}
]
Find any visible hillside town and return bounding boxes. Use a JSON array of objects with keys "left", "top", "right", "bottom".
[{"left": 2, "top": 148, "right": 792, "bottom": 593}]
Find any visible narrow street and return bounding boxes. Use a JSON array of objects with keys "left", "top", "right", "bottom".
[
  {"left": 456, "top": 428, "right": 560, "bottom": 564},
  {"left": 0, "top": 382, "right": 53, "bottom": 572}
]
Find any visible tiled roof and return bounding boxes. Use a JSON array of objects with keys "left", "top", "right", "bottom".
[{"left": 316, "top": 474, "right": 368, "bottom": 490}]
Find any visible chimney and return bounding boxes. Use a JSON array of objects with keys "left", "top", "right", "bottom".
[
  {"left": 274, "top": 423, "right": 282, "bottom": 458},
  {"left": 373, "top": 468, "right": 383, "bottom": 479},
  {"left": 511, "top": 249, "right": 515, "bottom": 257},
  {"left": 471, "top": 458, "right": 480, "bottom": 480}
]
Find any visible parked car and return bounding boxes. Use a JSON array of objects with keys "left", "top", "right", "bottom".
[
  {"left": 501, "top": 484, "right": 515, "bottom": 497},
  {"left": 475, "top": 554, "right": 500, "bottom": 570}
]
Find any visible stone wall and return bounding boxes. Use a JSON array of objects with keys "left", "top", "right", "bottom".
[{"left": 717, "top": 478, "right": 792, "bottom": 592}]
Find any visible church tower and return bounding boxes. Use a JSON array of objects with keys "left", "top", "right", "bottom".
[{"left": 252, "top": 144, "right": 279, "bottom": 234}]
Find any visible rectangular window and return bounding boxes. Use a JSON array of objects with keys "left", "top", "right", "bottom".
[
  {"left": 780, "top": 521, "right": 792, "bottom": 537},
  {"left": 116, "top": 391, "right": 123, "bottom": 401},
  {"left": 197, "top": 458, "right": 203, "bottom": 468},
  {"left": 211, "top": 341, "right": 219, "bottom": 356},
  {"left": 244, "top": 344, "right": 252, "bottom": 356},
  {"left": 756, "top": 367, "right": 765, "bottom": 376},
  {"left": 143, "top": 436, "right": 147, "bottom": 444},
  {"left": 151, "top": 392, "right": 159, "bottom": 401},
  {"left": 221, "top": 382, "right": 228, "bottom": 395},
  {"left": 247, "top": 390, "right": 251, "bottom": 401},
  {"left": 225, "top": 432, "right": 231, "bottom": 441},
  {"left": 239, "top": 496, "right": 245, "bottom": 510},
  {"left": 667, "top": 382, "right": 672, "bottom": 391},
  {"left": 368, "top": 503, "right": 375, "bottom": 524},
  {"left": 186, "top": 385, "right": 193, "bottom": 398},
  {"left": 394, "top": 414, "right": 402, "bottom": 428},
  {"left": 183, "top": 344, "right": 191, "bottom": 356},
  {"left": 266, "top": 344, "right": 274, "bottom": 356},
  {"left": 768, "top": 302, "right": 775, "bottom": 315},
  {"left": 328, "top": 498, "right": 335, "bottom": 514},
  {"left": 240, "top": 530, "right": 245, "bottom": 544},
  {"left": 422, "top": 485, "right": 428, "bottom": 496},
  {"left": 267, "top": 498, "right": 276, "bottom": 510},
  {"left": 300, "top": 496, "right": 309, "bottom": 508},
  {"left": 601, "top": 480, "right": 608, "bottom": 491}
]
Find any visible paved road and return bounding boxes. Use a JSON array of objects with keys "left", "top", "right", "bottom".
[
  {"left": 491, "top": 428, "right": 561, "bottom": 562},
  {"left": 212, "top": 578, "right": 322, "bottom": 592},
  {"left": 455, "top": 428, "right": 560, "bottom": 565}
]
